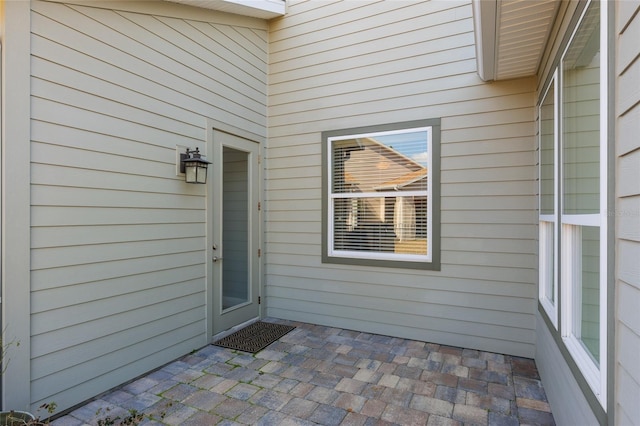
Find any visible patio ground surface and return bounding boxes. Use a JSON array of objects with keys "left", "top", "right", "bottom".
[{"left": 51, "top": 319, "right": 555, "bottom": 426}]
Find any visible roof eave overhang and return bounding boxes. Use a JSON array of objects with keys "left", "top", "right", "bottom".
[
  {"left": 164, "top": 0, "right": 286, "bottom": 19},
  {"left": 472, "top": 0, "right": 560, "bottom": 82},
  {"left": 472, "top": 0, "right": 498, "bottom": 82}
]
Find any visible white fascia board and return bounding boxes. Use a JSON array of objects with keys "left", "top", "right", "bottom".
[
  {"left": 223, "top": 0, "right": 285, "bottom": 17},
  {"left": 472, "top": 0, "right": 498, "bottom": 82},
  {"left": 165, "top": 0, "right": 285, "bottom": 19}
]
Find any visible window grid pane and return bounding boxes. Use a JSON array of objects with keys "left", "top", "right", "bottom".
[
  {"left": 578, "top": 225, "right": 600, "bottom": 363},
  {"left": 540, "top": 221, "right": 555, "bottom": 305},
  {"left": 562, "top": 2, "right": 600, "bottom": 215},
  {"left": 333, "top": 195, "right": 427, "bottom": 255}
]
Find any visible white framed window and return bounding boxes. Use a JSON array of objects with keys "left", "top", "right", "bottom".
[
  {"left": 538, "top": 0, "right": 608, "bottom": 407},
  {"left": 322, "top": 120, "right": 440, "bottom": 270},
  {"left": 539, "top": 74, "right": 558, "bottom": 327},
  {"left": 560, "top": 0, "right": 607, "bottom": 405}
]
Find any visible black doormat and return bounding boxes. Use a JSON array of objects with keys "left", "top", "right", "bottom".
[{"left": 213, "top": 321, "right": 295, "bottom": 353}]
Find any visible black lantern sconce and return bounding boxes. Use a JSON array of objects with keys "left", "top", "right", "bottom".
[{"left": 180, "top": 148, "right": 211, "bottom": 184}]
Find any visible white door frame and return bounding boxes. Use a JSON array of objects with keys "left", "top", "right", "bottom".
[{"left": 206, "top": 124, "right": 262, "bottom": 340}]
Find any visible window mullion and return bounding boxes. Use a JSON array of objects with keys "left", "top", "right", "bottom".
[{"left": 331, "top": 190, "right": 427, "bottom": 199}]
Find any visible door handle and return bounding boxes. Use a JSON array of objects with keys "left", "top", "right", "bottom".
[{"left": 213, "top": 256, "right": 223, "bottom": 262}]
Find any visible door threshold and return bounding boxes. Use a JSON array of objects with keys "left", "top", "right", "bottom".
[{"left": 212, "top": 316, "right": 260, "bottom": 342}]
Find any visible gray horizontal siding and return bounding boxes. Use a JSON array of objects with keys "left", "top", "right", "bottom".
[
  {"left": 616, "top": 0, "right": 640, "bottom": 424},
  {"left": 535, "top": 313, "right": 599, "bottom": 425},
  {"left": 266, "top": 0, "right": 536, "bottom": 359},
  {"left": 28, "top": 0, "right": 267, "bottom": 411}
]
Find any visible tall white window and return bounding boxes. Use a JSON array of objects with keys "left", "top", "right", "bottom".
[
  {"left": 538, "top": 0, "right": 607, "bottom": 406},
  {"left": 539, "top": 77, "right": 558, "bottom": 326}
]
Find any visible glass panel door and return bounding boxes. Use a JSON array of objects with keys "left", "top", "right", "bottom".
[{"left": 210, "top": 131, "right": 260, "bottom": 335}]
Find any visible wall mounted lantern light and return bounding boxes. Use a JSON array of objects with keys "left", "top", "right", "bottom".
[{"left": 180, "top": 148, "right": 211, "bottom": 184}]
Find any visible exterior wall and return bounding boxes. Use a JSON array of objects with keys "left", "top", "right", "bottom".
[
  {"left": 266, "top": 0, "right": 537, "bottom": 357},
  {"left": 615, "top": 1, "right": 640, "bottom": 424},
  {"left": 1, "top": 0, "right": 33, "bottom": 412},
  {"left": 535, "top": 313, "right": 599, "bottom": 425},
  {"left": 22, "top": 0, "right": 267, "bottom": 412}
]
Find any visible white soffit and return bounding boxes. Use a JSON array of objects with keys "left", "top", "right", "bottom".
[
  {"left": 164, "top": 0, "right": 285, "bottom": 19},
  {"left": 474, "top": 0, "right": 559, "bottom": 81}
]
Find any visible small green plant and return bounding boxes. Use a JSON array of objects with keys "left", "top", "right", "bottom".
[
  {"left": 96, "top": 408, "right": 145, "bottom": 426},
  {"left": 95, "top": 403, "right": 169, "bottom": 426},
  {"left": 1, "top": 402, "right": 57, "bottom": 426},
  {"left": 1, "top": 336, "right": 19, "bottom": 375},
  {"left": 1, "top": 333, "right": 56, "bottom": 426}
]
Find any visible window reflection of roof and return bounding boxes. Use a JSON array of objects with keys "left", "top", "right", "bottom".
[
  {"left": 374, "top": 168, "right": 428, "bottom": 191},
  {"left": 357, "top": 137, "right": 424, "bottom": 170}
]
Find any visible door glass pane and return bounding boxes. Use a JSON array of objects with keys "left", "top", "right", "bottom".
[
  {"left": 562, "top": 2, "right": 600, "bottom": 215},
  {"left": 222, "top": 147, "right": 249, "bottom": 310},
  {"left": 540, "top": 81, "right": 555, "bottom": 215},
  {"left": 578, "top": 225, "right": 600, "bottom": 363}
]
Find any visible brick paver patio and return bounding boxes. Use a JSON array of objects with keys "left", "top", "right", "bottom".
[{"left": 51, "top": 319, "right": 555, "bottom": 425}]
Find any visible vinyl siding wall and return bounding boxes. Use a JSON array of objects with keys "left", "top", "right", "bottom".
[
  {"left": 536, "top": 316, "right": 599, "bottom": 425},
  {"left": 615, "top": 1, "right": 640, "bottom": 424},
  {"left": 266, "top": 0, "right": 537, "bottom": 357},
  {"left": 28, "top": 0, "right": 267, "bottom": 411}
]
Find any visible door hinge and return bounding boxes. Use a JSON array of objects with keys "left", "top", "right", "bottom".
[
  {"left": 258, "top": 248, "right": 261, "bottom": 257},
  {"left": 258, "top": 155, "right": 262, "bottom": 164},
  {"left": 258, "top": 296, "right": 261, "bottom": 304},
  {"left": 258, "top": 201, "right": 261, "bottom": 211}
]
